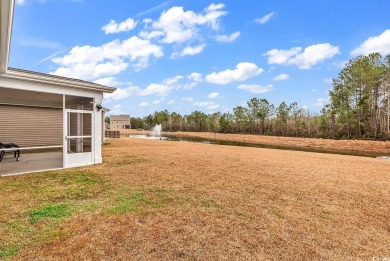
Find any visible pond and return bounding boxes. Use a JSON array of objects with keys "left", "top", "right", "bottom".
[{"left": 127, "top": 134, "right": 385, "bottom": 158}]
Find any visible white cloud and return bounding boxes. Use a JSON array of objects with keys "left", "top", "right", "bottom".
[
  {"left": 168, "top": 100, "right": 175, "bottom": 104},
  {"left": 102, "top": 18, "right": 138, "bottom": 34},
  {"left": 182, "top": 97, "right": 194, "bottom": 102},
  {"left": 162, "top": 73, "right": 203, "bottom": 90},
  {"left": 16, "top": 0, "right": 26, "bottom": 5},
  {"left": 52, "top": 45, "right": 102, "bottom": 66},
  {"left": 193, "top": 101, "right": 220, "bottom": 110},
  {"left": 110, "top": 104, "right": 124, "bottom": 114},
  {"left": 207, "top": 104, "right": 220, "bottom": 110},
  {"left": 206, "top": 3, "right": 225, "bottom": 12},
  {"left": 175, "top": 72, "right": 203, "bottom": 90},
  {"left": 52, "top": 59, "right": 129, "bottom": 80},
  {"left": 206, "top": 62, "right": 263, "bottom": 85},
  {"left": 237, "top": 84, "right": 273, "bottom": 94},
  {"left": 139, "top": 84, "right": 172, "bottom": 96},
  {"left": 215, "top": 31, "right": 240, "bottom": 42},
  {"left": 316, "top": 98, "right": 326, "bottom": 106},
  {"left": 264, "top": 47, "right": 302, "bottom": 65},
  {"left": 104, "top": 81, "right": 173, "bottom": 101},
  {"left": 51, "top": 36, "right": 163, "bottom": 80},
  {"left": 161, "top": 74, "right": 201, "bottom": 90},
  {"left": 153, "top": 100, "right": 161, "bottom": 104},
  {"left": 273, "top": 73, "right": 289, "bottom": 81},
  {"left": 103, "top": 85, "right": 139, "bottom": 101},
  {"left": 208, "top": 92, "right": 219, "bottom": 99},
  {"left": 182, "top": 82, "right": 199, "bottom": 90},
  {"left": 141, "top": 3, "right": 227, "bottom": 44},
  {"left": 139, "top": 102, "right": 150, "bottom": 107},
  {"left": 264, "top": 43, "right": 339, "bottom": 69},
  {"left": 171, "top": 44, "right": 206, "bottom": 58},
  {"left": 187, "top": 72, "right": 203, "bottom": 82},
  {"left": 351, "top": 30, "right": 390, "bottom": 56},
  {"left": 194, "top": 101, "right": 213, "bottom": 106},
  {"left": 290, "top": 44, "right": 340, "bottom": 69},
  {"left": 163, "top": 75, "right": 184, "bottom": 85},
  {"left": 94, "top": 77, "right": 120, "bottom": 87},
  {"left": 255, "top": 12, "right": 275, "bottom": 24},
  {"left": 139, "top": 30, "right": 165, "bottom": 40}
]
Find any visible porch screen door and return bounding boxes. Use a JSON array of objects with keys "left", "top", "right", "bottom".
[{"left": 64, "top": 110, "right": 93, "bottom": 167}]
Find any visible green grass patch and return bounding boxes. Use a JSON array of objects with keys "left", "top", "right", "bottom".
[
  {"left": 107, "top": 188, "right": 170, "bottom": 214},
  {"left": 108, "top": 192, "right": 145, "bottom": 213},
  {"left": 28, "top": 204, "right": 70, "bottom": 223},
  {"left": 0, "top": 247, "right": 19, "bottom": 258}
]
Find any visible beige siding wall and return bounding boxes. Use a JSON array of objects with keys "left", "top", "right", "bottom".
[
  {"left": 0, "top": 104, "right": 62, "bottom": 147},
  {"left": 110, "top": 120, "right": 130, "bottom": 130}
]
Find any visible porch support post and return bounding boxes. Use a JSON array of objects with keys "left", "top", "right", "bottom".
[{"left": 93, "top": 94, "right": 103, "bottom": 164}]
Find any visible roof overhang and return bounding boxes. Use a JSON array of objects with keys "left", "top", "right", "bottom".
[
  {"left": 3, "top": 68, "right": 115, "bottom": 93},
  {"left": 0, "top": 0, "right": 14, "bottom": 73}
]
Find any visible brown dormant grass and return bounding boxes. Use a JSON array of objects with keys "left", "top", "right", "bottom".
[{"left": 1, "top": 137, "right": 389, "bottom": 260}]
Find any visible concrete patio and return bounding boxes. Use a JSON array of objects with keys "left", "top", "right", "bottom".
[{"left": 0, "top": 151, "right": 63, "bottom": 176}]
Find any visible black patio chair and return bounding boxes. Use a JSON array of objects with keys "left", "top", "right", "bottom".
[{"left": 0, "top": 143, "right": 20, "bottom": 162}]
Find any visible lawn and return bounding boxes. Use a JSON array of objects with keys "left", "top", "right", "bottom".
[{"left": 0, "top": 137, "right": 389, "bottom": 260}]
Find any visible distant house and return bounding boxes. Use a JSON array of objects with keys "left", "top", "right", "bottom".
[{"left": 110, "top": 115, "right": 131, "bottom": 130}]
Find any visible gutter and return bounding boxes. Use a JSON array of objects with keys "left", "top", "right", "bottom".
[{"left": 1, "top": 69, "right": 116, "bottom": 93}]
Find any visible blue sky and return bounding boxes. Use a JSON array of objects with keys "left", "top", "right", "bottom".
[{"left": 10, "top": 0, "right": 390, "bottom": 117}]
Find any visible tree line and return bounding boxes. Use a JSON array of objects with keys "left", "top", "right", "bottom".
[
  {"left": 110, "top": 53, "right": 390, "bottom": 140},
  {"left": 129, "top": 101, "right": 324, "bottom": 137}
]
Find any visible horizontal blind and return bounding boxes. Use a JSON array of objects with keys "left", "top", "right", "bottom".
[{"left": 0, "top": 105, "right": 62, "bottom": 147}]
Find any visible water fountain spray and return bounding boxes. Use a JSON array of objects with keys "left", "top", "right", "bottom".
[{"left": 152, "top": 124, "right": 162, "bottom": 139}]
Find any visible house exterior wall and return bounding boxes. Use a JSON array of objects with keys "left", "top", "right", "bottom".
[{"left": 109, "top": 120, "right": 131, "bottom": 130}]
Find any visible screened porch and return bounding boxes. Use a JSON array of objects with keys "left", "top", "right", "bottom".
[{"left": 0, "top": 87, "right": 97, "bottom": 176}]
